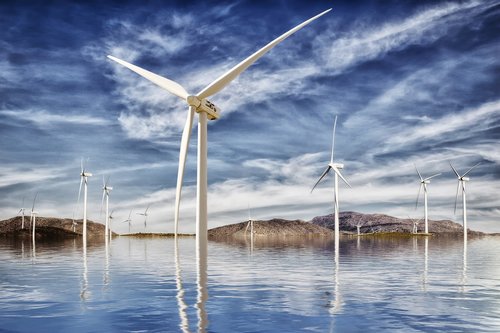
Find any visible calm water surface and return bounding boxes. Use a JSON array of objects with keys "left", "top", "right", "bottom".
[{"left": 1, "top": 235, "right": 499, "bottom": 332}]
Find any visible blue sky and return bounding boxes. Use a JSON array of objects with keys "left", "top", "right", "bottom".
[{"left": 1, "top": 0, "right": 498, "bottom": 233}]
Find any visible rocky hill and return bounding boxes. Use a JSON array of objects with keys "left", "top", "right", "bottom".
[
  {"left": 208, "top": 219, "right": 333, "bottom": 238},
  {"left": 311, "top": 211, "right": 483, "bottom": 235},
  {"left": 0, "top": 216, "right": 113, "bottom": 239}
]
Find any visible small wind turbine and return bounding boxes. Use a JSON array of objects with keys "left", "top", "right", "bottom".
[
  {"left": 414, "top": 165, "right": 440, "bottom": 234},
  {"left": 408, "top": 216, "right": 422, "bottom": 234},
  {"left": 311, "top": 115, "right": 351, "bottom": 245},
  {"left": 244, "top": 206, "right": 254, "bottom": 236},
  {"left": 450, "top": 162, "right": 480, "bottom": 242},
  {"left": 30, "top": 193, "right": 38, "bottom": 244},
  {"left": 101, "top": 176, "right": 113, "bottom": 240},
  {"left": 122, "top": 209, "right": 132, "bottom": 234},
  {"left": 18, "top": 197, "right": 26, "bottom": 230},
  {"left": 77, "top": 159, "right": 92, "bottom": 246},
  {"left": 107, "top": 9, "right": 332, "bottom": 255},
  {"left": 137, "top": 205, "right": 150, "bottom": 233}
]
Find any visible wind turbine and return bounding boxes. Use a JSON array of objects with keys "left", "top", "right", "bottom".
[
  {"left": 408, "top": 216, "right": 422, "bottom": 234},
  {"left": 137, "top": 205, "right": 150, "bottom": 233},
  {"left": 18, "top": 197, "right": 26, "bottom": 230},
  {"left": 414, "top": 165, "right": 441, "bottom": 234},
  {"left": 122, "top": 209, "right": 132, "bottom": 234},
  {"left": 77, "top": 159, "right": 92, "bottom": 246},
  {"left": 101, "top": 176, "right": 113, "bottom": 240},
  {"left": 450, "top": 162, "right": 480, "bottom": 242},
  {"left": 311, "top": 115, "right": 351, "bottom": 246},
  {"left": 30, "top": 193, "right": 38, "bottom": 244},
  {"left": 107, "top": 9, "right": 332, "bottom": 254}
]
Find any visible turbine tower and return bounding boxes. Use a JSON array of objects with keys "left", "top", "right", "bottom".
[
  {"left": 107, "top": 9, "right": 331, "bottom": 257},
  {"left": 414, "top": 165, "right": 440, "bottom": 234},
  {"left": 137, "top": 205, "right": 150, "bottom": 233},
  {"left": 311, "top": 115, "right": 351, "bottom": 246},
  {"left": 108, "top": 209, "right": 115, "bottom": 239},
  {"left": 30, "top": 193, "right": 38, "bottom": 244},
  {"left": 77, "top": 160, "right": 92, "bottom": 247},
  {"left": 450, "top": 162, "right": 480, "bottom": 242},
  {"left": 18, "top": 197, "right": 25, "bottom": 230},
  {"left": 101, "top": 176, "right": 113, "bottom": 240}
]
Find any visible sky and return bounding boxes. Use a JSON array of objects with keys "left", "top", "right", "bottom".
[{"left": 0, "top": 0, "right": 499, "bottom": 233}]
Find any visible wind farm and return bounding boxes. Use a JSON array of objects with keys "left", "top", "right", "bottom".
[{"left": 0, "top": 1, "right": 499, "bottom": 333}]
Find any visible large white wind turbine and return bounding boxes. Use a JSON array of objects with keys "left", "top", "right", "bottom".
[
  {"left": 30, "top": 193, "right": 38, "bottom": 244},
  {"left": 137, "top": 205, "right": 150, "bottom": 233},
  {"left": 107, "top": 9, "right": 331, "bottom": 253},
  {"left": 408, "top": 216, "right": 422, "bottom": 234},
  {"left": 450, "top": 162, "right": 480, "bottom": 242},
  {"left": 414, "top": 165, "right": 441, "bottom": 234},
  {"left": 311, "top": 115, "right": 351, "bottom": 246},
  {"left": 101, "top": 176, "right": 113, "bottom": 240},
  {"left": 77, "top": 160, "right": 92, "bottom": 246}
]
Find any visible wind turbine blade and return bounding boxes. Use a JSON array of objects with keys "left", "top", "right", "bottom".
[
  {"left": 32, "top": 193, "right": 38, "bottom": 211},
  {"left": 462, "top": 162, "right": 480, "bottom": 177},
  {"left": 454, "top": 180, "right": 460, "bottom": 214},
  {"left": 174, "top": 106, "right": 195, "bottom": 234},
  {"left": 107, "top": 55, "right": 189, "bottom": 100},
  {"left": 311, "top": 166, "right": 332, "bottom": 193},
  {"left": 145, "top": 204, "right": 150, "bottom": 214},
  {"left": 81, "top": 157, "right": 84, "bottom": 174},
  {"left": 414, "top": 164, "right": 423, "bottom": 182},
  {"left": 331, "top": 165, "right": 352, "bottom": 188},
  {"left": 77, "top": 177, "right": 83, "bottom": 206},
  {"left": 128, "top": 209, "right": 132, "bottom": 219},
  {"left": 424, "top": 173, "right": 441, "bottom": 181},
  {"left": 415, "top": 184, "right": 422, "bottom": 209},
  {"left": 197, "top": 8, "right": 332, "bottom": 99},
  {"left": 330, "top": 115, "right": 337, "bottom": 163},
  {"left": 449, "top": 162, "right": 460, "bottom": 178}
]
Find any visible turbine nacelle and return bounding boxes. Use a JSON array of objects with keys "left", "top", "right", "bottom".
[
  {"left": 460, "top": 176, "right": 470, "bottom": 182},
  {"left": 330, "top": 162, "right": 344, "bottom": 170},
  {"left": 421, "top": 180, "right": 431, "bottom": 184},
  {"left": 186, "top": 95, "right": 220, "bottom": 120},
  {"left": 81, "top": 172, "right": 93, "bottom": 177}
]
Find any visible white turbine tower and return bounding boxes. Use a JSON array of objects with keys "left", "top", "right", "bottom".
[
  {"left": 108, "top": 209, "right": 115, "bottom": 239},
  {"left": 107, "top": 9, "right": 331, "bottom": 256},
  {"left": 30, "top": 193, "right": 38, "bottom": 244},
  {"left": 18, "top": 197, "right": 26, "bottom": 230},
  {"left": 137, "top": 205, "right": 150, "bottom": 233},
  {"left": 101, "top": 176, "right": 113, "bottom": 240},
  {"left": 77, "top": 160, "right": 92, "bottom": 247},
  {"left": 450, "top": 162, "right": 480, "bottom": 242},
  {"left": 311, "top": 115, "right": 351, "bottom": 246},
  {"left": 122, "top": 209, "right": 132, "bottom": 234},
  {"left": 414, "top": 165, "right": 440, "bottom": 234}
]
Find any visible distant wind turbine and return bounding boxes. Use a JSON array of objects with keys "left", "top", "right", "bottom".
[
  {"left": 450, "top": 162, "right": 480, "bottom": 242},
  {"left": 122, "top": 209, "right": 132, "bottom": 233},
  {"left": 311, "top": 115, "right": 351, "bottom": 246},
  {"left": 137, "top": 205, "right": 150, "bottom": 233},
  {"left": 414, "top": 165, "right": 441, "bottom": 234},
  {"left": 107, "top": 8, "right": 332, "bottom": 256},
  {"left": 30, "top": 193, "right": 38, "bottom": 244},
  {"left": 18, "top": 197, "right": 26, "bottom": 230},
  {"left": 101, "top": 176, "right": 113, "bottom": 240},
  {"left": 77, "top": 159, "right": 92, "bottom": 247},
  {"left": 408, "top": 216, "right": 422, "bottom": 234}
]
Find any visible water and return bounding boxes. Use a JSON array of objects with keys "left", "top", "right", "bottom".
[{"left": 1, "top": 235, "right": 499, "bottom": 333}]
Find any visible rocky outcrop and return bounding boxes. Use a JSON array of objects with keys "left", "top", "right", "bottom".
[
  {"left": 0, "top": 216, "right": 113, "bottom": 239},
  {"left": 208, "top": 219, "right": 333, "bottom": 238},
  {"left": 311, "top": 211, "right": 483, "bottom": 235}
]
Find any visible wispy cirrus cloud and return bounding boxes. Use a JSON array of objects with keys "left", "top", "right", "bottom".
[{"left": 0, "top": 109, "right": 112, "bottom": 128}]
